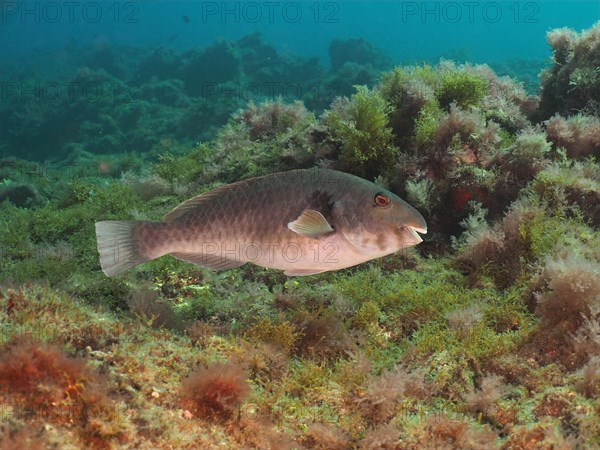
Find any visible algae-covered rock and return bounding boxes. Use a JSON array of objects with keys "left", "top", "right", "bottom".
[
  {"left": 0, "top": 183, "right": 42, "bottom": 207},
  {"left": 538, "top": 21, "right": 600, "bottom": 119}
]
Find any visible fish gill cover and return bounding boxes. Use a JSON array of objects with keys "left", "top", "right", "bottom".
[{"left": 1, "top": 3, "right": 600, "bottom": 448}]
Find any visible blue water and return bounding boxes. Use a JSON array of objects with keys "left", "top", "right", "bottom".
[{"left": 2, "top": 1, "right": 598, "bottom": 66}]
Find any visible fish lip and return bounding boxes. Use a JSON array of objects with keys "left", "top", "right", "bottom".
[
  {"left": 398, "top": 225, "right": 427, "bottom": 236},
  {"left": 407, "top": 227, "right": 423, "bottom": 243},
  {"left": 398, "top": 225, "right": 425, "bottom": 245},
  {"left": 409, "top": 225, "right": 427, "bottom": 235}
]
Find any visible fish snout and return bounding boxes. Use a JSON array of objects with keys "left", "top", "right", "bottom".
[
  {"left": 399, "top": 206, "right": 427, "bottom": 236},
  {"left": 397, "top": 207, "right": 427, "bottom": 246}
]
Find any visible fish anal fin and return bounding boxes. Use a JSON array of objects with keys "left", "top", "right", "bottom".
[
  {"left": 171, "top": 252, "right": 245, "bottom": 270},
  {"left": 287, "top": 209, "right": 334, "bottom": 239}
]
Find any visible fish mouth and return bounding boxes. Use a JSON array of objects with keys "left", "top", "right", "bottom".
[
  {"left": 400, "top": 225, "right": 427, "bottom": 245},
  {"left": 410, "top": 225, "right": 427, "bottom": 235}
]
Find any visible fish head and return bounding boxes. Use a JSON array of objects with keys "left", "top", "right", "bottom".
[
  {"left": 371, "top": 189, "right": 428, "bottom": 245},
  {"left": 334, "top": 185, "right": 427, "bottom": 256}
]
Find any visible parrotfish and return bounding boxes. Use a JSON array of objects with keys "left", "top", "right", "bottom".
[{"left": 95, "top": 168, "right": 427, "bottom": 277}]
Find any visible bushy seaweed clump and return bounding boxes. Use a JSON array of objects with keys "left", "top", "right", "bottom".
[
  {"left": 401, "top": 414, "right": 499, "bottom": 449},
  {"left": 0, "top": 340, "right": 128, "bottom": 447},
  {"left": 536, "top": 253, "right": 600, "bottom": 329},
  {"left": 456, "top": 194, "right": 548, "bottom": 288},
  {"left": 546, "top": 113, "right": 600, "bottom": 159},
  {"left": 321, "top": 86, "right": 396, "bottom": 177},
  {"left": 0, "top": 342, "right": 92, "bottom": 407},
  {"left": 538, "top": 22, "right": 600, "bottom": 119},
  {"left": 180, "top": 361, "right": 250, "bottom": 420},
  {"left": 464, "top": 374, "right": 507, "bottom": 417},
  {"left": 576, "top": 356, "right": 600, "bottom": 398},
  {"left": 206, "top": 99, "right": 317, "bottom": 183},
  {"left": 353, "top": 365, "right": 429, "bottom": 425},
  {"left": 457, "top": 154, "right": 600, "bottom": 288},
  {"left": 245, "top": 286, "right": 357, "bottom": 361},
  {"left": 437, "top": 69, "right": 488, "bottom": 110},
  {"left": 302, "top": 423, "right": 351, "bottom": 450},
  {"left": 532, "top": 158, "right": 600, "bottom": 227}
]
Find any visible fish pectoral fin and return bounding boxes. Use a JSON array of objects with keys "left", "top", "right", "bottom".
[
  {"left": 170, "top": 252, "right": 245, "bottom": 270},
  {"left": 287, "top": 209, "right": 334, "bottom": 239},
  {"left": 284, "top": 268, "right": 328, "bottom": 276}
]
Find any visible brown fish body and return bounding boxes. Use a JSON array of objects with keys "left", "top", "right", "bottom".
[{"left": 96, "top": 168, "right": 427, "bottom": 276}]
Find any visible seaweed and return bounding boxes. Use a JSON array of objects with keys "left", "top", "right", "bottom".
[
  {"left": 303, "top": 423, "right": 351, "bottom": 450},
  {"left": 323, "top": 85, "right": 396, "bottom": 177},
  {"left": 436, "top": 69, "right": 488, "bottom": 110},
  {"left": 180, "top": 361, "right": 250, "bottom": 420},
  {"left": 538, "top": 22, "right": 600, "bottom": 119}
]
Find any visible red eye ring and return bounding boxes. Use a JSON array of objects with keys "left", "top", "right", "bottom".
[{"left": 374, "top": 193, "right": 391, "bottom": 207}]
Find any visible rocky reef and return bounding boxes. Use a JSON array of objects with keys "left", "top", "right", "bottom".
[
  {"left": 0, "top": 34, "right": 391, "bottom": 162},
  {"left": 1, "top": 22, "right": 600, "bottom": 449}
]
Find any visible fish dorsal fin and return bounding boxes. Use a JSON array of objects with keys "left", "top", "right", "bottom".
[
  {"left": 287, "top": 209, "right": 334, "bottom": 239},
  {"left": 171, "top": 252, "right": 246, "bottom": 270},
  {"left": 164, "top": 181, "right": 246, "bottom": 222}
]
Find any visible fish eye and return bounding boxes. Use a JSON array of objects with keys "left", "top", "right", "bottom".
[{"left": 374, "top": 193, "right": 391, "bottom": 208}]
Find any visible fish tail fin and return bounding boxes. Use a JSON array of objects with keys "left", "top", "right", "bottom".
[{"left": 95, "top": 221, "right": 151, "bottom": 277}]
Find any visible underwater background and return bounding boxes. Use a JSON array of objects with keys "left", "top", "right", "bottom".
[{"left": 2, "top": 0, "right": 600, "bottom": 448}]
